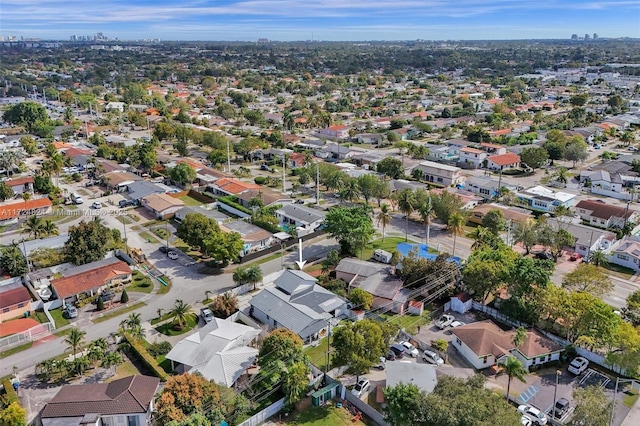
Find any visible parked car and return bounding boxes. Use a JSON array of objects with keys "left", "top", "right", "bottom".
[
  {"left": 119, "top": 199, "right": 134, "bottom": 208},
  {"left": 260, "top": 164, "right": 273, "bottom": 172},
  {"left": 534, "top": 251, "right": 553, "bottom": 260},
  {"left": 517, "top": 405, "right": 548, "bottom": 425},
  {"left": 72, "top": 194, "right": 84, "bottom": 204},
  {"left": 200, "top": 307, "right": 214, "bottom": 324},
  {"left": 450, "top": 320, "right": 466, "bottom": 328},
  {"left": 554, "top": 397, "right": 571, "bottom": 419},
  {"left": 96, "top": 290, "right": 115, "bottom": 303},
  {"left": 422, "top": 350, "right": 444, "bottom": 366},
  {"left": 400, "top": 341, "right": 419, "bottom": 357},
  {"left": 435, "top": 314, "right": 455, "bottom": 329},
  {"left": 389, "top": 344, "right": 406, "bottom": 358},
  {"left": 568, "top": 356, "right": 589, "bottom": 375},
  {"left": 294, "top": 199, "right": 304, "bottom": 204},
  {"left": 65, "top": 305, "right": 78, "bottom": 319},
  {"left": 91, "top": 201, "right": 101, "bottom": 209},
  {"left": 167, "top": 251, "right": 179, "bottom": 260},
  {"left": 159, "top": 246, "right": 169, "bottom": 254},
  {"left": 351, "top": 378, "right": 370, "bottom": 398},
  {"left": 520, "top": 416, "right": 533, "bottom": 426},
  {"left": 373, "top": 357, "right": 386, "bottom": 370},
  {"left": 385, "top": 351, "right": 397, "bottom": 361}
]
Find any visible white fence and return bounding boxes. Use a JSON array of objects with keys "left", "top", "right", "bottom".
[
  {"left": 237, "top": 397, "right": 285, "bottom": 426},
  {"left": 0, "top": 322, "right": 54, "bottom": 349}
]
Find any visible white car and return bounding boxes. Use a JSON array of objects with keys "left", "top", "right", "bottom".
[
  {"left": 450, "top": 320, "right": 466, "bottom": 328},
  {"left": 520, "top": 416, "right": 533, "bottom": 426},
  {"left": 351, "top": 378, "right": 370, "bottom": 398},
  {"left": 167, "top": 251, "right": 179, "bottom": 260},
  {"left": 422, "top": 350, "right": 444, "bottom": 366},
  {"left": 568, "top": 356, "right": 589, "bottom": 375},
  {"left": 435, "top": 314, "right": 455, "bottom": 329},
  {"left": 517, "top": 405, "right": 548, "bottom": 425},
  {"left": 200, "top": 308, "right": 214, "bottom": 323},
  {"left": 400, "top": 341, "right": 419, "bottom": 357},
  {"left": 91, "top": 201, "right": 101, "bottom": 209}
]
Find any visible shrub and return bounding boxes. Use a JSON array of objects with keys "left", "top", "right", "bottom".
[
  {"left": 122, "top": 333, "right": 168, "bottom": 381},
  {"left": 120, "top": 289, "right": 129, "bottom": 303},
  {"left": 1, "top": 379, "right": 19, "bottom": 405},
  {"left": 71, "top": 172, "right": 82, "bottom": 182},
  {"left": 96, "top": 297, "right": 105, "bottom": 311},
  {"left": 147, "top": 341, "right": 173, "bottom": 358},
  {"left": 254, "top": 176, "right": 267, "bottom": 184}
]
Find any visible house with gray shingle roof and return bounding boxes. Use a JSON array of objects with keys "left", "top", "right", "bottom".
[
  {"left": 249, "top": 270, "right": 348, "bottom": 343},
  {"left": 275, "top": 204, "right": 326, "bottom": 236}
]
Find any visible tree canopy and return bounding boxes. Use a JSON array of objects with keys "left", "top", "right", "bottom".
[
  {"left": 323, "top": 206, "right": 375, "bottom": 256},
  {"left": 331, "top": 319, "right": 393, "bottom": 375}
]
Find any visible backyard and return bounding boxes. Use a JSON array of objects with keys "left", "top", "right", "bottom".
[
  {"left": 304, "top": 338, "right": 332, "bottom": 372},
  {"left": 282, "top": 404, "right": 371, "bottom": 426}
]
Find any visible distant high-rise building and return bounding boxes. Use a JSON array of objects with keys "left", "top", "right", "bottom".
[
  {"left": 571, "top": 34, "right": 578, "bottom": 40},
  {"left": 584, "top": 33, "right": 590, "bottom": 40},
  {"left": 593, "top": 33, "right": 598, "bottom": 40}
]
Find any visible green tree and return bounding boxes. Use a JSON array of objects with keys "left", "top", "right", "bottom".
[
  {"left": 177, "top": 213, "right": 219, "bottom": 252},
  {"left": 174, "top": 138, "right": 189, "bottom": 157},
  {"left": 562, "top": 263, "right": 613, "bottom": 298},
  {"left": 537, "top": 223, "right": 574, "bottom": 261},
  {"left": 120, "top": 288, "right": 129, "bottom": 303},
  {"left": 349, "top": 288, "right": 373, "bottom": 310},
  {"left": 321, "top": 249, "right": 341, "bottom": 273},
  {"left": 339, "top": 178, "right": 362, "bottom": 203},
  {"left": 0, "top": 402, "right": 27, "bottom": 426},
  {"left": 203, "top": 230, "right": 244, "bottom": 266},
  {"left": 432, "top": 190, "right": 464, "bottom": 224},
  {"left": 324, "top": 206, "right": 375, "bottom": 256},
  {"left": 170, "top": 299, "right": 193, "bottom": 330},
  {"left": 356, "top": 174, "right": 378, "bottom": 205},
  {"left": 622, "top": 290, "right": 640, "bottom": 326},
  {"left": 170, "top": 163, "right": 197, "bottom": 185},
  {"left": 0, "top": 244, "right": 28, "bottom": 277},
  {"left": 481, "top": 209, "right": 507, "bottom": 235},
  {"left": 19, "top": 136, "right": 38, "bottom": 155},
  {"left": 0, "top": 182, "right": 15, "bottom": 201},
  {"left": 568, "top": 386, "right": 611, "bottom": 426},
  {"left": 519, "top": 146, "right": 548, "bottom": 170},
  {"left": 332, "top": 319, "right": 390, "bottom": 375},
  {"left": 396, "top": 188, "right": 415, "bottom": 242},
  {"left": 376, "top": 157, "right": 404, "bottom": 179},
  {"left": 496, "top": 356, "right": 527, "bottom": 401},
  {"left": 463, "top": 246, "right": 518, "bottom": 302},
  {"left": 2, "top": 101, "right": 48, "bottom": 132},
  {"left": 513, "top": 219, "right": 537, "bottom": 255},
  {"left": 564, "top": 137, "right": 589, "bottom": 167},
  {"left": 376, "top": 204, "right": 392, "bottom": 241},
  {"left": 65, "top": 327, "right": 86, "bottom": 360},
  {"left": 447, "top": 212, "right": 467, "bottom": 257},
  {"left": 64, "top": 220, "right": 112, "bottom": 265}
]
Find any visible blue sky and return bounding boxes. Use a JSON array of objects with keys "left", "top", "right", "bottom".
[{"left": 2, "top": 0, "right": 639, "bottom": 41}]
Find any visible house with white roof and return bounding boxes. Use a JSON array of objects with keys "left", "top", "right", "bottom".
[
  {"left": 165, "top": 317, "right": 261, "bottom": 387},
  {"left": 516, "top": 185, "right": 576, "bottom": 213},
  {"left": 275, "top": 204, "right": 326, "bottom": 237},
  {"left": 606, "top": 236, "right": 640, "bottom": 272},
  {"left": 412, "top": 160, "right": 464, "bottom": 187}
]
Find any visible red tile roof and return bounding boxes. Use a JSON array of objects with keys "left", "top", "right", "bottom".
[
  {"left": 52, "top": 261, "right": 132, "bottom": 299},
  {"left": 488, "top": 152, "right": 520, "bottom": 166},
  {"left": 215, "top": 178, "right": 262, "bottom": 195},
  {"left": 0, "top": 197, "right": 52, "bottom": 221},
  {"left": 575, "top": 199, "right": 635, "bottom": 220},
  {"left": 0, "top": 319, "right": 40, "bottom": 337},
  {"left": 0, "top": 286, "right": 31, "bottom": 309},
  {"left": 5, "top": 176, "right": 34, "bottom": 187},
  {"left": 63, "top": 147, "right": 93, "bottom": 158}
]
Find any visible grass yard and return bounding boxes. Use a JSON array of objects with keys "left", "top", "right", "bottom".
[
  {"left": 359, "top": 236, "right": 407, "bottom": 260},
  {"left": 380, "top": 311, "right": 430, "bottom": 334},
  {"left": 623, "top": 388, "right": 639, "bottom": 408},
  {"left": 157, "top": 276, "right": 172, "bottom": 294},
  {"left": 0, "top": 342, "right": 33, "bottom": 359},
  {"left": 150, "top": 311, "right": 176, "bottom": 325},
  {"left": 151, "top": 227, "right": 170, "bottom": 240},
  {"left": 304, "top": 338, "right": 331, "bottom": 371},
  {"left": 53, "top": 328, "right": 74, "bottom": 338},
  {"left": 155, "top": 313, "right": 198, "bottom": 336},
  {"left": 178, "top": 195, "right": 204, "bottom": 206},
  {"left": 48, "top": 308, "right": 70, "bottom": 327},
  {"left": 284, "top": 405, "right": 370, "bottom": 426},
  {"left": 138, "top": 231, "right": 159, "bottom": 244},
  {"left": 600, "top": 263, "right": 636, "bottom": 280},
  {"left": 127, "top": 278, "right": 154, "bottom": 293},
  {"left": 91, "top": 302, "right": 147, "bottom": 324},
  {"left": 106, "top": 360, "right": 141, "bottom": 382}
]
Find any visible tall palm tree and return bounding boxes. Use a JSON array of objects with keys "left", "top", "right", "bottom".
[
  {"left": 416, "top": 192, "right": 433, "bottom": 246},
  {"left": 49, "top": 152, "right": 64, "bottom": 186},
  {"left": 42, "top": 219, "right": 59, "bottom": 237},
  {"left": 339, "top": 178, "right": 362, "bottom": 204},
  {"left": 101, "top": 351, "right": 123, "bottom": 374},
  {"left": 23, "top": 215, "right": 44, "bottom": 239},
  {"left": 469, "top": 226, "right": 492, "bottom": 250},
  {"left": 325, "top": 172, "right": 345, "bottom": 194},
  {"left": 447, "top": 212, "right": 466, "bottom": 257},
  {"left": 65, "top": 327, "right": 86, "bottom": 360},
  {"left": 376, "top": 204, "right": 392, "bottom": 241},
  {"left": 232, "top": 266, "right": 248, "bottom": 286},
  {"left": 497, "top": 356, "right": 527, "bottom": 401},
  {"left": 513, "top": 219, "right": 537, "bottom": 255},
  {"left": 589, "top": 250, "right": 608, "bottom": 267},
  {"left": 245, "top": 265, "right": 263, "bottom": 291},
  {"left": 512, "top": 327, "right": 527, "bottom": 348},
  {"left": 396, "top": 188, "right": 415, "bottom": 242},
  {"left": 170, "top": 299, "right": 192, "bottom": 330},
  {"left": 554, "top": 167, "right": 569, "bottom": 185}
]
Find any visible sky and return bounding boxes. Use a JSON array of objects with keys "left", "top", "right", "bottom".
[{"left": 2, "top": 0, "right": 639, "bottom": 41}]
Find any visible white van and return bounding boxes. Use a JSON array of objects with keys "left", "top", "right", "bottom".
[
  {"left": 373, "top": 249, "right": 392, "bottom": 264},
  {"left": 71, "top": 194, "right": 84, "bottom": 204}
]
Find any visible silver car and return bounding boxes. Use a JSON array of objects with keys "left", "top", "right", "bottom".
[{"left": 422, "top": 350, "right": 444, "bottom": 366}]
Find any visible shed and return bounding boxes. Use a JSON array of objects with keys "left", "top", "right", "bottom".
[
  {"left": 450, "top": 292, "right": 473, "bottom": 314},
  {"left": 311, "top": 382, "right": 340, "bottom": 406}
]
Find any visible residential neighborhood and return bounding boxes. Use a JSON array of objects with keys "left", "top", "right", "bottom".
[{"left": 0, "top": 36, "right": 639, "bottom": 426}]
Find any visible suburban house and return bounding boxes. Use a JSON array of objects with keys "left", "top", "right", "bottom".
[
  {"left": 0, "top": 277, "right": 32, "bottom": 322},
  {"left": 249, "top": 270, "right": 348, "bottom": 343},
  {"left": 5, "top": 176, "right": 34, "bottom": 195},
  {"left": 337, "top": 258, "right": 411, "bottom": 314},
  {"left": 51, "top": 258, "right": 133, "bottom": 305},
  {"left": 0, "top": 197, "right": 53, "bottom": 225},
  {"left": 426, "top": 145, "right": 459, "bottom": 163},
  {"left": 174, "top": 206, "right": 230, "bottom": 224},
  {"left": 486, "top": 152, "right": 521, "bottom": 171},
  {"left": 40, "top": 375, "right": 160, "bottom": 426},
  {"left": 451, "top": 320, "right": 563, "bottom": 371},
  {"left": 356, "top": 133, "right": 383, "bottom": 144},
  {"left": 103, "top": 171, "right": 142, "bottom": 192},
  {"left": 546, "top": 218, "right": 617, "bottom": 259},
  {"left": 236, "top": 188, "right": 293, "bottom": 209},
  {"left": 317, "top": 125, "right": 350, "bottom": 139},
  {"left": 413, "top": 160, "right": 465, "bottom": 187},
  {"left": 480, "top": 142, "right": 507, "bottom": 155},
  {"left": 462, "top": 175, "right": 519, "bottom": 199},
  {"left": 275, "top": 204, "right": 326, "bottom": 237},
  {"left": 209, "top": 178, "right": 262, "bottom": 197},
  {"left": 140, "top": 193, "right": 185, "bottom": 219},
  {"left": 607, "top": 236, "right": 640, "bottom": 272},
  {"left": 458, "top": 147, "right": 487, "bottom": 168},
  {"left": 580, "top": 161, "right": 640, "bottom": 201},
  {"left": 516, "top": 185, "right": 576, "bottom": 213},
  {"left": 575, "top": 199, "right": 639, "bottom": 229},
  {"left": 468, "top": 204, "right": 532, "bottom": 226},
  {"left": 221, "top": 220, "right": 274, "bottom": 255},
  {"left": 165, "top": 316, "right": 261, "bottom": 387},
  {"left": 123, "top": 181, "right": 166, "bottom": 203}
]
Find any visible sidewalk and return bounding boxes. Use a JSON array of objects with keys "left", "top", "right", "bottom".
[{"left": 621, "top": 394, "right": 640, "bottom": 426}]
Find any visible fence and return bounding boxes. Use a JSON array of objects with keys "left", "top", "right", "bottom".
[
  {"left": 231, "top": 283, "right": 254, "bottom": 296},
  {"left": 342, "top": 385, "right": 391, "bottom": 426},
  {"left": 239, "top": 229, "right": 327, "bottom": 264},
  {"left": 0, "top": 322, "right": 54, "bottom": 349},
  {"left": 471, "top": 301, "right": 531, "bottom": 329},
  {"left": 237, "top": 397, "right": 285, "bottom": 426}
]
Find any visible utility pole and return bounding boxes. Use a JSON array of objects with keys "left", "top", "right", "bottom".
[
  {"left": 426, "top": 194, "right": 432, "bottom": 247},
  {"left": 226, "top": 138, "right": 231, "bottom": 172},
  {"left": 282, "top": 155, "right": 286, "bottom": 193},
  {"left": 316, "top": 162, "right": 320, "bottom": 206}
]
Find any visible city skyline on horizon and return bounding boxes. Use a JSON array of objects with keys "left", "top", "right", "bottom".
[{"left": 2, "top": 0, "right": 639, "bottom": 42}]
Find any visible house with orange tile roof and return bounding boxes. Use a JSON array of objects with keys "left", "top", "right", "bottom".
[
  {"left": 0, "top": 197, "right": 53, "bottom": 224},
  {"left": 210, "top": 178, "right": 262, "bottom": 197},
  {"left": 486, "top": 152, "right": 521, "bottom": 171},
  {"left": 488, "top": 128, "right": 512, "bottom": 138},
  {"left": 459, "top": 147, "right": 487, "bottom": 169},
  {"left": 51, "top": 258, "right": 132, "bottom": 304},
  {"left": 317, "top": 124, "right": 350, "bottom": 139},
  {"left": 0, "top": 277, "right": 33, "bottom": 322}
]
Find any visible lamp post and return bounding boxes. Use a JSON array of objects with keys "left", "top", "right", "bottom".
[{"left": 552, "top": 370, "right": 561, "bottom": 419}]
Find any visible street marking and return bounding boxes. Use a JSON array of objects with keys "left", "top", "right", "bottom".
[{"left": 518, "top": 385, "right": 540, "bottom": 403}]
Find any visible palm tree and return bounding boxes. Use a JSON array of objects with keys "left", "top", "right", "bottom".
[
  {"left": 204, "top": 290, "right": 213, "bottom": 302},
  {"left": 170, "top": 299, "right": 192, "bottom": 330},
  {"left": 416, "top": 193, "right": 433, "bottom": 246},
  {"left": 23, "top": 215, "right": 44, "bottom": 239},
  {"left": 554, "top": 167, "right": 569, "bottom": 185},
  {"left": 589, "top": 250, "right": 608, "bottom": 267},
  {"left": 49, "top": 152, "right": 64, "bottom": 186},
  {"left": 21, "top": 191, "right": 32, "bottom": 206},
  {"left": 339, "top": 178, "right": 361, "bottom": 204},
  {"left": 496, "top": 356, "right": 527, "bottom": 401},
  {"left": 513, "top": 219, "right": 537, "bottom": 255},
  {"left": 469, "top": 226, "right": 492, "bottom": 250},
  {"left": 101, "top": 351, "right": 123, "bottom": 374},
  {"left": 447, "top": 212, "right": 466, "bottom": 257},
  {"left": 396, "top": 188, "right": 415, "bottom": 242},
  {"left": 512, "top": 327, "right": 527, "bottom": 348},
  {"left": 232, "top": 266, "right": 248, "bottom": 286},
  {"left": 65, "top": 327, "right": 86, "bottom": 360},
  {"left": 376, "top": 204, "right": 392, "bottom": 241},
  {"left": 42, "top": 219, "right": 59, "bottom": 237},
  {"left": 325, "top": 172, "right": 344, "bottom": 193},
  {"left": 245, "top": 265, "right": 263, "bottom": 291}
]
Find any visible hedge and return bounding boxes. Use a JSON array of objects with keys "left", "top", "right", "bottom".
[
  {"left": 1, "top": 378, "right": 19, "bottom": 404},
  {"left": 218, "top": 195, "right": 252, "bottom": 214},
  {"left": 254, "top": 176, "right": 267, "bottom": 185},
  {"left": 122, "top": 333, "right": 168, "bottom": 381}
]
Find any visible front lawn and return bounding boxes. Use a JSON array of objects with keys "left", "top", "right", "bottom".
[
  {"left": 304, "top": 338, "right": 331, "bottom": 371},
  {"left": 106, "top": 360, "right": 141, "bottom": 382},
  {"left": 600, "top": 263, "right": 636, "bottom": 280},
  {"left": 178, "top": 195, "right": 204, "bottom": 206},
  {"left": 155, "top": 314, "right": 198, "bottom": 336},
  {"left": 380, "top": 311, "right": 431, "bottom": 334},
  {"left": 138, "top": 231, "right": 158, "bottom": 243},
  {"left": 91, "top": 302, "right": 147, "bottom": 324},
  {"left": 285, "top": 404, "right": 369, "bottom": 426},
  {"left": 48, "top": 308, "right": 70, "bottom": 327},
  {"left": 359, "top": 237, "right": 408, "bottom": 260}
]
